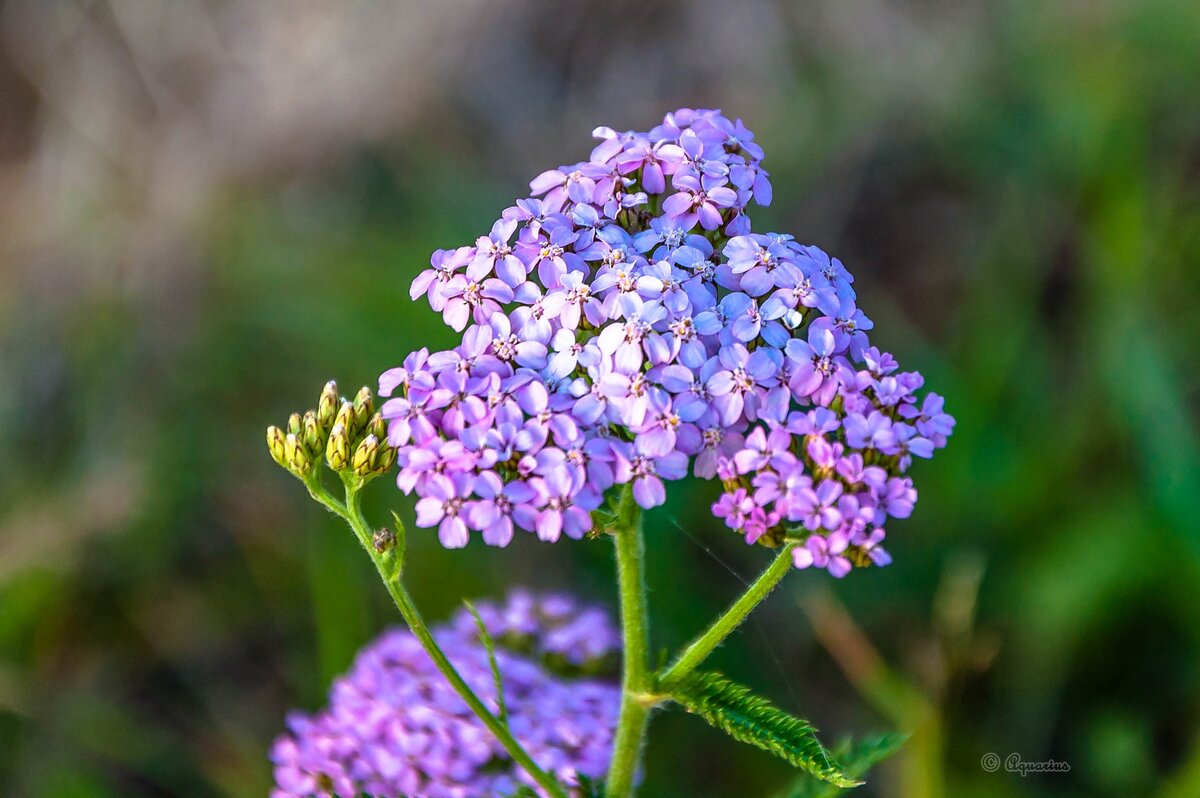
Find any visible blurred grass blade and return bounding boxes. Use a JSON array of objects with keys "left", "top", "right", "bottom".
[{"left": 464, "top": 600, "right": 507, "bottom": 725}]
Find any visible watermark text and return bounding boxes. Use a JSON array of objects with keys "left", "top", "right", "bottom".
[{"left": 981, "top": 752, "right": 1071, "bottom": 776}]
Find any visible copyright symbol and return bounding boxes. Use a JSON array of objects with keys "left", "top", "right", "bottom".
[{"left": 981, "top": 753, "right": 1001, "bottom": 772}]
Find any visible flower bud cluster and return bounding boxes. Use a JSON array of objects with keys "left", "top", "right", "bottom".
[
  {"left": 380, "top": 108, "right": 954, "bottom": 574},
  {"left": 271, "top": 591, "right": 619, "bottom": 798},
  {"left": 267, "top": 381, "right": 398, "bottom": 483}
]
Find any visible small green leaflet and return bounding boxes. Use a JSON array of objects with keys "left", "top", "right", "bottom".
[
  {"left": 667, "top": 670, "right": 860, "bottom": 789},
  {"left": 463, "top": 600, "right": 507, "bottom": 725},
  {"left": 388, "top": 511, "right": 408, "bottom": 563}
]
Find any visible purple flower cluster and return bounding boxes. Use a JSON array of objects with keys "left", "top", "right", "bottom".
[
  {"left": 380, "top": 108, "right": 954, "bottom": 575},
  {"left": 271, "top": 591, "right": 620, "bottom": 798}
]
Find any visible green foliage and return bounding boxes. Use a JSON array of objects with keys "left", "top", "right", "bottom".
[
  {"left": 575, "top": 774, "right": 606, "bottom": 797},
  {"left": 387, "top": 509, "right": 408, "bottom": 577},
  {"left": 775, "top": 732, "right": 909, "bottom": 798},
  {"left": 667, "top": 671, "right": 858, "bottom": 789}
]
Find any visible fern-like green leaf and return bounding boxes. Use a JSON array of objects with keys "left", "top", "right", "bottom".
[
  {"left": 464, "top": 600, "right": 507, "bottom": 725},
  {"left": 775, "top": 731, "right": 909, "bottom": 798},
  {"left": 668, "top": 670, "right": 860, "bottom": 789}
]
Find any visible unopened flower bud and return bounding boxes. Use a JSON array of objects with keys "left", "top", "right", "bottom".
[
  {"left": 326, "top": 423, "right": 350, "bottom": 471},
  {"left": 287, "top": 412, "right": 303, "bottom": 436},
  {"left": 373, "top": 445, "right": 397, "bottom": 475},
  {"left": 302, "top": 411, "right": 323, "bottom": 453},
  {"left": 368, "top": 411, "right": 387, "bottom": 441},
  {"left": 353, "top": 386, "right": 374, "bottom": 431},
  {"left": 352, "top": 434, "right": 380, "bottom": 477},
  {"left": 334, "top": 401, "right": 356, "bottom": 438},
  {"left": 285, "top": 433, "right": 312, "bottom": 474},
  {"left": 317, "top": 381, "right": 339, "bottom": 432},
  {"left": 266, "top": 426, "right": 288, "bottom": 467}
]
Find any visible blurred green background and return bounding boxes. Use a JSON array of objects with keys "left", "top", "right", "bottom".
[{"left": 1, "top": 1, "right": 1199, "bottom": 796}]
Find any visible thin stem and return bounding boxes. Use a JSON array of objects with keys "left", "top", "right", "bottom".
[
  {"left": 310, "top": 478, "right": 567, "bottom": 798},
  {"left": 303, "top": 476, "right": 347, "bottom": 517},
  {"left": 606, "top": 489, "right": 650, "bottom": 798},
  {"left": 657, "top": 543, "right": 797, "bottom": 689}
]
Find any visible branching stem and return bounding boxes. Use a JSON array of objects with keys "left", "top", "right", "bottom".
[
  {"left": 657, "top": 543, "right": 797, "bottom": 689},
  {"left": 301, "top": 470, "right": 796, "bottom": 798}
]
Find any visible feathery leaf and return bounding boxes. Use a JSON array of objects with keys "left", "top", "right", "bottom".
[{"left": 668, "top": 670, "right": 859, "bottom": 789}]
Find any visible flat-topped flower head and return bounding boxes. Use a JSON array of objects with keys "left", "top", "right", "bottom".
[{"left": 380, "top": 108, "right": 954, "bottom": 576}]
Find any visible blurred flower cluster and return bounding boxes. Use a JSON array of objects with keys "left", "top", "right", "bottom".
[
  {"left": 271, "top": 591, "right": 620, "bottom": 797},
  {"left": 380, "top": 108, "right": 953, "bottom": 575}
]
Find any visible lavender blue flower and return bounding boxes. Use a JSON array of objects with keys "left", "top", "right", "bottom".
[
  {"left": 271, "top": 591, "right": 620, "bottom": 798},
  {"left": 379, "top": 108, "right": 955, "bottom": 576}
]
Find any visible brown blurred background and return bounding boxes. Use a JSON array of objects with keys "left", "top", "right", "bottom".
[{"left": 1, "top": 1, "right": 1199, "bottom": 796}]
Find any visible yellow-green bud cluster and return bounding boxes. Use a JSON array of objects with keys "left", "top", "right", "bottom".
[{"left": 266, "top": 381, "right": 397, "bottom": 483}]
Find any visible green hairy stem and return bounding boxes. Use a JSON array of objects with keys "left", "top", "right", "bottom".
[
  {"left": 605, "top": 488, "right": 650, "bottom": 798},
  {"left": 605, "top": 491, "right": 799, "bottom": 797}
]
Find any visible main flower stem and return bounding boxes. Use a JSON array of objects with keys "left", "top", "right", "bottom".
[
  {"left": 606, "top": 489, "right": 650, "bottom": 798},
  {"left": 657, "top": 543, "right": 797, "bottom": 689},
  {"left": 312, "top": 477, "right": 568, "bottom": 798}
]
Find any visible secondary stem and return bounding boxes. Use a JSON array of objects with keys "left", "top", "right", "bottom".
[
  {"left": 320, "top": 480, "right": 568, "bottom": 798},
  {"left": 657, "top": 543, "right": 797, "bottom": 688},
  {"left": 606, "top": 489, "right": 650, "bottom": 798}
]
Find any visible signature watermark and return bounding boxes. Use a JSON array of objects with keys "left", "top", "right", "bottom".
[{"left": 981, "top": 752, "right": 1071, "bottom": 776}]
